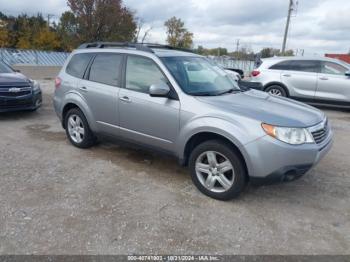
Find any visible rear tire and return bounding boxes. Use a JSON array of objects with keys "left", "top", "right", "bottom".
[
  {"left": 64, "top": 108, "right": 96, "bottom": 148},
  {"left": 265, "top": 85, "right": 287, "bottom": 97},
  {"left": 189, "top": 140, "right": 247, "bottom": 201}
]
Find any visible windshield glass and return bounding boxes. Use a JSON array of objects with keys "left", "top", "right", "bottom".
[
  {"left": 0, "top": 62, "right": 14, "bottom": 73},
  {"left": 161, "top": 56, "right": 240, "bottom": 96}
]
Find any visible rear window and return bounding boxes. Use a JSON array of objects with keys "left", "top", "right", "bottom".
[
  {"left": 66, "top": 53, "right": 93, "bottom": 78},
  {"left": 270, "top": 60, "right": 320, "bottom": 73}
]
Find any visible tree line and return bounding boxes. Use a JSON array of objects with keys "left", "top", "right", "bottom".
[{"left": 0, "top": 0, "right": 293, "bottom": 58}]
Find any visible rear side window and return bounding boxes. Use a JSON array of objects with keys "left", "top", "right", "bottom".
[
  {"left": 269, "top": 60, "right": 293, "bottom": 70},
  {"left": 88, "top": 53, "right": 123, "bottom": 86},
  {"left": 270, "top": 60, "right": 320, "bottom": 73},
  {"left": 66, "top": 53, "right": 93, "bottom": 78}
]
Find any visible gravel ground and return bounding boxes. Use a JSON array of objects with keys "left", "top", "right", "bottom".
[{"left": 0, "top": 80, "right": 349, "bottom": 255}]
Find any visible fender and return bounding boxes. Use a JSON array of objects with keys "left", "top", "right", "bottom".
[
  {"left": 176, "top": 115, "right": 264, "bottom": 175},
  {"left": 62, "top": 91, "right": 98, "bottom": 132}
]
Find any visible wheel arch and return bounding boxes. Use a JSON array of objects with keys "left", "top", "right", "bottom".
[
  {"left": 60, "top": 93, "right": 96, "bottom": 131},
  {"left": 181, "top": 132, "right": 249, "bottom": 180}
]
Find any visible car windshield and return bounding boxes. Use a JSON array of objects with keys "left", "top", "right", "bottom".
[
  {"left": 161, "top": 56, "right": 240, "bottom": 96},
  {"left": 0, "top": 62, "right": 14, "bottom": 73}
]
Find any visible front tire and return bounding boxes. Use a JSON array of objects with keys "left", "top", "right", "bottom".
[
  {"left": 189, "top": 140, "right": 247, "bottom": 200},
  {"left": 64, "top": 108, "right": 96, "bottom": 148}
]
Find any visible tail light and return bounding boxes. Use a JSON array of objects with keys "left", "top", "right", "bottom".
[
  {"left": 55, "top": 77, "right": 62, "bottom": 89},
  {"left": 251, "top": 70, "right": 261, "bottom": 77}
]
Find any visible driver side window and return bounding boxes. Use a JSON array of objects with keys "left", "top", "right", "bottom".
[
  {"left": 322, "top": 62, "right": 347, "bottom": 75},
  {"left": 126, "top": 56, "right": 167, "bottom": 94}
]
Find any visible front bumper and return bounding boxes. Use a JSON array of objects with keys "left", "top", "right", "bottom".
[
  {"left": 0, "top": 89, "right": 42, "bottom": 113},
  {"left": 244, "top": 127, "right": 333, "bottom": 185}
]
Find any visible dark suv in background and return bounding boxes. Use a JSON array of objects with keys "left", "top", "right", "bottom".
[{"left": 0, "top": 62, "right": 42, "bottom": 112}]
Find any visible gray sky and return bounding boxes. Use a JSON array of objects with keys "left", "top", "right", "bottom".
[{"left": 1, "top": 0, "right": 349, "bottom": 55}]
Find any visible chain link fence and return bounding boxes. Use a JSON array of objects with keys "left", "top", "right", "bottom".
[
  {"left": 0, "top": 48, "right": 70, "bottom": 66},
  {"left": 0, "top": 48, "right": 256, "bottom": 76}
]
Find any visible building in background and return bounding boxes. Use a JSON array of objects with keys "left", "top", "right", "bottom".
[{"left": 325, "top": 54, "right": 350, "bottom": 64}]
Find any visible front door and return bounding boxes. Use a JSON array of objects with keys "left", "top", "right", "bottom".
[
  {"left": 118, "top": 55, "right": 180, "bottom": 152},
  {"left": 316, "top": 61, "right": 350, "bottom": 105}
]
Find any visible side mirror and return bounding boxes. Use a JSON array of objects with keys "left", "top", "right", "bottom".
[
  {"left": 14, "top": 69, "right": 21, "bottom": 73},
  {"left": 149, "top": 81, "right": 170, "bottom": 97},
  {"left": 345, "top": 71, "right": 350, "bottom": 77}
]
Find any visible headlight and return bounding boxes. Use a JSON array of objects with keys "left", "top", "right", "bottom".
[
  {"left": 262, "top": 123, "right": 314, "bottom": 145},
  {"left": 30, "top": 79, "right": 40, "bottom": 91}
]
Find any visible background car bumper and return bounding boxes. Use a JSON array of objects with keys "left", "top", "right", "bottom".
[
  {"left": 0, "top": 90, "right": 42, "bottom": 113},
  {"left": 244, "top": 129, "right": 333, "bottom": 184}
]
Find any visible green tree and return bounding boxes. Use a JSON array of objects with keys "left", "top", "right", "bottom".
[
  {"left": 0, "top": 19, "right": 9, "bottom": 47},
  {"left": 33, "top": 28, "right": 61, "bottom": 51},
  {"left": 260, "top": 47, "right": 294, "bottom": 58},
  {"left": 164, "top": 16, "right": 193, "bottom": 49},
  {"left": 67, "top": 0, "right": 137, "bottom": 43},
  {"left": 57, "top": 11, "right": 79, "bottom": 51},
  {"left": 282, "top": 49, "right": 294, "bottom": 56}
]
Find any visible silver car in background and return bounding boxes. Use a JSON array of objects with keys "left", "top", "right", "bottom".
[
  {"left": 250, "top": 56, "right": 350, "bottom": 107},
  {"left": 53, "top": 43, "right": 333, "bottom": 200}
]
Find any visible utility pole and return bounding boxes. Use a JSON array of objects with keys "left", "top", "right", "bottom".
[
  {"left": 236, "top": 39, "right": 240, "bottom": 53},
  {"left": 47, "top": 14, "right": 54, "bottom": 28},
  {"left": 235, "top": 39, "right": 240, "bottom": 60},
  {"left": 282, "top": 0, "right": 294, "bottom": 55}
]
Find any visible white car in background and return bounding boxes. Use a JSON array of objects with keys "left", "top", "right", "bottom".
[{"left": 250, "top": 56, "right": 350, "bottom": 108}]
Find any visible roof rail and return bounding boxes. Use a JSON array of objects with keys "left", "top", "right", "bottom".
[{"left": 77, "top": 42, "right": 194, "bottom": 54}]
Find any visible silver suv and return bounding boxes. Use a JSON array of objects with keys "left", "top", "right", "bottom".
[
  {"left": 251, "top": 56, "right": 350, "bottom": 107},
  {"left": 54, "top": 43, "right": 333, "bottom": 200}
]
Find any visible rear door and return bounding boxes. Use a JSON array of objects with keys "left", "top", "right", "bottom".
[
  {"left": 278, "top": 60, "right": 320, "bottom": 100},
  {"left": 316, "top": 61, "right": 350, "bottom": 104},
  {"left": 78, "top": 53, "right": 124, "bottom": 135}
]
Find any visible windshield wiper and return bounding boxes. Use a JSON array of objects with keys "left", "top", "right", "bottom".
[
  {"left": 217, "top": 88, "right": 241, "bottom": 96},
  {"left": 191, "top": 92, "right": 218, "bottom": 96}
]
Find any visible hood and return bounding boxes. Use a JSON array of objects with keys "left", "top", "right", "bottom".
[
  {"left": 196, "top": 89, "right": 324, "bottom": 127},
  {"left": 0, "top": 73, "right": 30, "bottom": 87}
]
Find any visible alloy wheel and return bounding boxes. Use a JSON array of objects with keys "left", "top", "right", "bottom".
[
  {"left": 67, "top": 114, "right": 85, "bottom": 144},
  {"left": 195, "top": 151, "right": 235, "bottom": 193},
  {"left": 268, "top": 88, "right": 283, "bottom": 96}
]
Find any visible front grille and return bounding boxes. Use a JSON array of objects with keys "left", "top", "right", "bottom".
[
  {"left": 0, "top": 86, "right": 32, "bottom": 98},
  {"left": 311, "top": 120, "right": 329, "bottom": 144},
  {"left": 0, "top": 98, "right": 32, "bottom": 109}
]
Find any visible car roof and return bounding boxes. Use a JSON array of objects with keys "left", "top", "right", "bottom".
[
  {"left": 262, "top": 56, "right": 343, "bottom": 63},
  {"left": 73, "top": 42, "right": 201, "bottom": 58},
  {"left": 73, "top": 47, "right": 201, "bottom": 58},
  {"left": 259, "top": 56, "right": 350, "bottom": 69},
  {"left": 152, "top": 48, "right": 201, "bottom": 57}
]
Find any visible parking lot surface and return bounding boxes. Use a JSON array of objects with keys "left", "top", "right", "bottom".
[{"left": 0, "top": 80, "right": 349, "bottom": 255}]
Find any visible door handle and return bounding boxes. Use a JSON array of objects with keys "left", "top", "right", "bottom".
[
  {"left": 119, "top": 96, "right": 131, "bottom": 103},
  {"left": 319, "top": 77, "right": 329, "bottom": 80},
  {"left": 79, "top": 86, "right": 88, "bottom": 92},
  {"left": 282, "top": 74, "right": 291, "bottom": 77}
]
